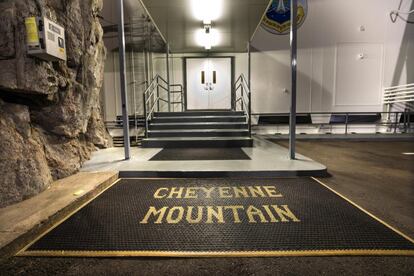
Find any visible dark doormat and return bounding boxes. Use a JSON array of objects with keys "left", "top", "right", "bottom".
[
  {"left": 149, "top": 148, "right": 251, "bottom": 161},
  {"left": 18, "top": 178, "right": 414, "bottom": 257}
]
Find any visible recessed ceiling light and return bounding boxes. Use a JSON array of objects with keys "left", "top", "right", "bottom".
[
  {"left": 402, "top": 152, "right": 414, "bottom": 155},
  {"left": 191, "top": 0, "right": 223, "bottom": 23}
]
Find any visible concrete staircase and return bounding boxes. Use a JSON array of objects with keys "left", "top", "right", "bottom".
[{"left": 142, "top": 111, "right": 253, "bottom": 148}]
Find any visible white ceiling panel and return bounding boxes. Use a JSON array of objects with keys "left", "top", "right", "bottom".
[{"left": 139, "top": 0, "right": 271, "bottom": 53}]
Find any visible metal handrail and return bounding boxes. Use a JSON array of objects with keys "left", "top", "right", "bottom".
[
  {"left": 250, "top": 111, "right": 413, "bottom": 135},
  {"left": 234, "top": 74, "right": 252, "bottom": 136},
  {"left": 382, "top": 84, "right": 413, "bottom": 121},
  {"left": 158, "top": 84, "right": 169, "bottom": 92},
  {"left": 144, "top": 75, "right": 162, "bottom": 137},
  {"left": 157, "top": 75, "right": 169, "bottom": 85},
  {"left": 383, "top": 84, "right": 414, "bottom": 104},
  {"left": 146, "top": 97, "right": 159, "bottom": 120},
  {"left": 169, "top": 84, "right": 184, "bottom": 112},
  {"left": 143, "top": 77, "right": 157, "bottom": 97},
  {"left": 143, "top": 74, "right": 185, "bottom": 137}
]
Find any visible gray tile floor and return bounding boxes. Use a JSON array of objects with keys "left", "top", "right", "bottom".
[{"left": 81, "top": 136, "right": 326, "bottom": 175}]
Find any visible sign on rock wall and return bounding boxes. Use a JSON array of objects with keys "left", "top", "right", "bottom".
[{"left": 261, "top": 0, "right": 308, "bottom": 35}]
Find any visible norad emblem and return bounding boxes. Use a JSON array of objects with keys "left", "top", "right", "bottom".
[{"left": 261, "top": 0, "right": 308, "bottom": 35}]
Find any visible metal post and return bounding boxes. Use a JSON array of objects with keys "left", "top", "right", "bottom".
[
  {"left": 394, "top": 112, "right": 398, "bottom": 133},
  {"left": 247, "top": 41, "right": 252, "bottom": 137},
  {"left": 130, "top": 18, "right": 137, "bottom": 145},
  {"left": 247, "top": 42, "right": 251, "bottom": 90},
  {"left": 345, "top": 113, "right": 349, "bottom": 135},
  {"left": 289, "top": 0, "right": 298, "bottom": 160},
  {"left": 143, "top": 93, "right": 148, "bottom": 138},
  {"left": 404, "top": 109, "right": 408, "bottom": 133},
  {"left": 157, "top": 84, "right": 160, "bottom": 111},
  {"left": 241, "top": 84, "right": 244, "bottom": 111},
  {"left": 143, "top": 49, "right": 148, "bottom": 87},
  {"left": 386, "top": 104, "right": 391, "bottom": 122},
  {"left": 181, "top": 86, "right": 184, "bottom": 112},
  {"left": 131, "top": 49, "right": 138, "bottom": 144},
  {"left": 166, "top": 44, "right": 171, "bottom": 112},
  {"left": 117, "top": 0, "right": 130, "bottom": 160},
  {"left": 148, "top": 25, "right": 153, "bottom": 80}
]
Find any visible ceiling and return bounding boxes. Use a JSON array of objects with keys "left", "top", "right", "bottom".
[
  {"left": 101, "top": 0, "right": 166, "bottom": 52},
  {"left": 139, "top": 0, "right": 271, "bottom": 53}
]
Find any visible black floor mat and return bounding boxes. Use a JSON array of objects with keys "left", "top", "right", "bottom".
[
  {"left": 19, "top": 178, "right": 414, "bottom": 257},
  {"left": 149, "top": 148, "right": 251, "bottom": 161}
]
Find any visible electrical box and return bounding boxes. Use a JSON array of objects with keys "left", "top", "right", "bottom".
[{"left": 25, "top": 16, "right": 67, "bottom": 61}]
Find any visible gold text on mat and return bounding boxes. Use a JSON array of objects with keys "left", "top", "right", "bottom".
[{"left": 140, "top": 186, "right": 300, "bottom": 224}]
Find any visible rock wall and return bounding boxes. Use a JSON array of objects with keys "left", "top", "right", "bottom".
[{"left": 0, "top": 0, "right": 112, "bottom": 207}]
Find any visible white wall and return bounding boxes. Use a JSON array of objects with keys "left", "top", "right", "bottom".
[
  {"left": 102, "top": 50, "right": 148, "bottom": 121},
  {"left": 102, "top": 52, "right": 119, "bottom": 121},
  {"left": 250, "top": 0, "right": 414, "bottom": 113},
  {"left": 102, "top": 0, "right": 414, "bottom": 119}
]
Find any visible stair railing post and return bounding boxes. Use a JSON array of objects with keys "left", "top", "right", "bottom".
[
  {"left": 181, "top": 86, "right": 184, "bottom": 112},
  {"left": 143, "top": 93, "right": 148, "bottom": 138},
  {"left": 157, "top": 81, "right": 160, "bottom": 112},
  {"left": 404, "top": 109, "right": 408, "bottom": 133},
  {"left": 166, "top": 43, "right": 171, "bottom": 112},
  {"left": 241, "top": 84, "right": 244, "bottom": 111},
  {"left": 345, "top": 113, "right": 349, "bottom": 135},
  {"left": 394, "top": 112, "right": 398, "bottom": 133},
  {"left": 248, "top": 91, "right": 252, "bottom": 137}
]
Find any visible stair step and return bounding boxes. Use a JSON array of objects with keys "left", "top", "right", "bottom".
[
  {"left": 144, "top": 110, "right": 251, "bottom": 148},
  {"left": 149, "top": 122, "right": 248, "bottom": 130},
  {"left": 154, "top": 111, "right": 244, "bottom": 117},
  {"left": 147, "top": 129, "right": 249, "bottom": 138},
  {"left": 142, "top": 137, "right": 253, "bottom": 148},
  {"left": 151, "top": 116, "right": 246, "bottom": 123}
]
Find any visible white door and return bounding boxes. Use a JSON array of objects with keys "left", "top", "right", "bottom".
[{"left": 186, "top": 58, "right": 232, "bottom": 110}]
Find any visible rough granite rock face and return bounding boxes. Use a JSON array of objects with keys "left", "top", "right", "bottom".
[
  {"left": 0, "top": 0, "right": 112, "bottom": 207},
  {"left": 0, "top": 99, "right": 53, "bottom": 206}
]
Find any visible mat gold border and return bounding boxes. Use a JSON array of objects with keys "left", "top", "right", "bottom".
[
  {"left": 17, "top": 177, "right": 414, "bottom": 258},
  {"left": 16, "top": 249, "right": 414, "bottom": 258},
  {"left": 16, "top": 178, "right": 122, "bottom": 257},
  {"left": 311, "top": 177, "right": 414, "bottom": 245}
]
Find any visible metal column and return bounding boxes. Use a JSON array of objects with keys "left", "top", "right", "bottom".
[
  {"left": 131, "top": 49, "right": 138, "bottom": 144},
  {"left": 117, "top": 0, "right": 130, "bottom": 159},
  {"left": 166, "top": 43, "right": 171, "bottom": 112},
  {"left": 247, "top": 42, "right": 251, "bottom": 89},
  {"left": 247, "top": 42, "right": 252, "bottom": 137},
  {"left": 289, "top": 0, "right": 298, "bottom": 160}
]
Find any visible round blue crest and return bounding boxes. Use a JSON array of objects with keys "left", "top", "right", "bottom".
[{"left": 261, "top": 0, "right": 308, "bottom": 35}]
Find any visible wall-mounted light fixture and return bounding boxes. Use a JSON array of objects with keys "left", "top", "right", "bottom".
[
  {"left": 191, "top": 0, "right": 222, "bottom": 50},
  {"left": 196, "top": 24, "right": 220, "bottom": 50}
]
